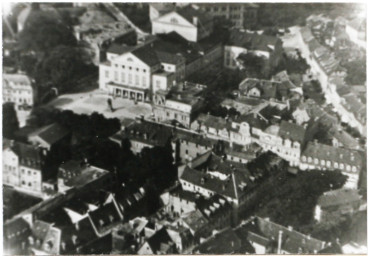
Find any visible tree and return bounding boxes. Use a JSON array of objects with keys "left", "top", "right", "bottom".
[
  {"left": 18, "top": 11, "right": 77, "bottom": 53},
  {"left": 3, "top": 103, "right": 19, "bottom": 139},
  {"left": 237, "top": 52, "right": 265, "bottom": 78},
  {"left": 34, "top": 45, "right": 91, "bottom": 93},
  {"left": 255, "top": 170, "right": 348, "bottom": 230},
  {"left": 343, "top": 59, "right": 366, "bottom": 85}
]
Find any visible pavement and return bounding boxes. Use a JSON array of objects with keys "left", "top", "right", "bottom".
[{"left": 46, "top": 89, "right": 153, "bottom": 120}]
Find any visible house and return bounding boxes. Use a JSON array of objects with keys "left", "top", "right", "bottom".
[
  {"left": 198, "top": 3, "right": 259, "bottom": 28},
  {"left": 238, "top": 216, "right": 326, "bottom": 254},
  {"left": 3, "top": 217, "right": 31, "bottom": 255},
  {"left": 300, "top": 141, "right": 363, "bottom": 189},
  {"left": 238, "top": 78, "right": 280, "bottom": 101},
  {"left": 221, "top": 97, "right": 266, "bottom": 115},
  {"left": 112, "top": 120, "right": 173, "bottom": 154},
  {"left": 224, "top": 29, "right": 283, "bottom": 70},
  {"left": 191, "top": 113, "right": 232, "bottom": 141},
  {"left": 345, "top": 17, "right": 366, "bottom": 48},
  {"left": 3, "top": 141, "right": 44, "bottom": 196},
  {"left": 137, "top": 227, "right": 177, "bottom": 254},
  {"left": 194, "top": 228, "right": 242, "bottom": 254},
  {"left": 166, "top": 226, "right": 195, "bottom": 253},
  {"left": 258, "top": 120, "right": 305, "bottom": 166},
  {"left": 28, "top": 123, "right": 70, "bottom": 152},
  {"left": 314, "top": 188, "right": 361, "bottom": 222},
  {"left": 3, "top": 73, "right": 35, "bottom": 110},
  {"left": 152, "top": 82, "right": 205, "bottom": 128},
  {"left": 171, "top": 128, "right": 217, "bottom": 164},
  {"left": 57, "top": 160, "right": 111, "bottom": 192},
  {"left": 111, "top": 217, "right": 149, "bottom": 254},
  {"left": 151, "top": 4, "right": 214, "bottom": 42}
]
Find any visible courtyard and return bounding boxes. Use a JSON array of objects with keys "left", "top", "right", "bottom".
[{"left": 46, "top": 89, "right": 153, "bottom": 120}]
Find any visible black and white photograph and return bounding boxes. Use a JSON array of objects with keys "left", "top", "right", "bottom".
[{"left": 2, "top": 1, "right": 367, "bottom": 255}]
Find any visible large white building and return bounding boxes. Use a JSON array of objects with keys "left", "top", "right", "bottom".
[
  {"left": 3, "top": 73, "right": 35, "bottom": 109},
  {"left": 151, "top": 4, "right": 214, "bottom": 42}
]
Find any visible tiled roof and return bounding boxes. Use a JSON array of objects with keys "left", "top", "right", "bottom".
[
  {"left": 301, "top": 141, "right": 362, "bottom": 170},
  {"left": 32, "top": 220, "right": 52, "bottom": 241},
  {"left": 146, "top": 228, "right": 175, "bottom": 254},
  {"left": 4, "top": 218, "right": 31, "bottom": 240},
  {"left": 29, "top": 123, "right": 69, "bottom": 146},
  {"left": 195, "top": 228, "right": 242, "bottom": 254},
  {"left": 11, "top": 142, "right": 41, "bottom": 169},
  {"left": 155, "top": 50, "right": 185, "bottom": 64},
  {"left": 242, "top": 217, "right": 326, "bottom": 253},
  {"left": 182, "top": 209, "right": 208, "bottom": 233},
  {"left": 234, "top": 114, "right": 269, "bottom": 131},
  {"left": 123, "top": 121, "right": 173, "bottom": 147},
  {"left": 196, "top": 113, "right": 231, "bottom": 131},
  {"left": 317, "top": 188, "right": 361, "bottom": 208},
  {"left": 88, "top": 202, "right": 122, "bottom": 236},
  {"left": 173, "top": 129, "right": 217, "bottom": 148},
  {"left": 106, "top": 43, "right": 136, "bottom": 55},
  {"left": 176, "top": 5, "right": 213, "bottom": 25},
  {"left": 228, "top": 29, "right": 280, "bottom": 52},
  {"left": 278, "top": 121, "right": 305, "bottom": 143},
  {"left": 132, "top": 44, "right": 161, "bottom": 67}
]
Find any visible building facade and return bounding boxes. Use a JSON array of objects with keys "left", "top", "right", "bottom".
[{"left": 3, "top": 73, "right": 35, "bottom": 110}]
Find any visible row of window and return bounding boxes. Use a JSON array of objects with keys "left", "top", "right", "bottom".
[
  {"left": 114, "top": 63, "right": 147, "bottom": 73},
  {"left": 166, "top": 111, "right": 188, "bottom": 122},
  {"left": 21, "top": 169, "right": 38, "bottom": 176},
  {"left": 107, "top": 70, "right": 148, "bottom": 87},
  {"left": 301, "top": 156, "right": 358, "bottom": 172}
]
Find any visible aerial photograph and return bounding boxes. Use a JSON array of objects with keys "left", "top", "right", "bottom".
[{"left": 2, "top": 1, "right": 367, "bottom": 255}]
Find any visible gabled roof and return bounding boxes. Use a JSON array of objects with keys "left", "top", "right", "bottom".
[
  {"left": 11, "top": 142, "right": 41, "bottom": 169},
  {"left": 278, "top": 121, "right": 305, "bottom": 143},
  {"left": 195, "top": 228, "right": 242, "bottom": 253},
  {"left": 301, "top": 141, "right": 362, "bottom": 170},
  {"left": 146, "top": 228, "right": 175, "bottom": 254},
  {"left": 32, "top": 220, "right": 52, "bottom": 241},
  {"left": 228, "top": 29, "right": 281, "bottom": 52},
  {"left": 4, "top": 218, "right": 31, "bottom": 240},
  {"left": 182, "top": 209, "right": 208, "bottom": 233},
  {"left": 132, "top": 43, "right": 161, "bottom": 67},
  {"left": 317, "top": 188, "right": 361, "bottom": 208},
  {"left": 175, "top": 4, "right": 213, "bottom": 25},
  {"left": 29, "top": 123, "right": 69, "bottom": 146},
  {"left": 88, "top": 202, "right": 123, "bottom": 236}
]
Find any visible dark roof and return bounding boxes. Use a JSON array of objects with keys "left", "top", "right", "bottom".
[
  {"left": 88, "top": 202, "right": 122, "bottom": 235},
  {"left": 4, "top": 218, "right": 31, "bottom": 241},
  {"left": 155, "top": 50, "right": 185, "bottom": 64},
  {"left": 195, "top": 228, "right": 242, "bottom": 254},
  {"left": 32, "top": 220, "right": 52, "bottom": 241},
  {"left": 234, "top": 114, "right": 269, "bottom": 131},
  {"left": 173, "top": 129, "right": 217, "bottom": 148},
  {"left": 228, "top": 29, "right": 281, "bottom": 52},
  {"left": 123, "top": 121, "right": 173, "bottom": 147},
  {"left": 239, "top": 78, "right": 280, "bottom": 100},
  {"left": 30, "top": 123, "right": 69, "bottom": 146},
  {"left": 176, "top": 5, "right": 213, "bottom": 25},
  {"left": 241, "top": 217, "right": 326, "bottom": 253},
  {"left": 278, "top": 121, "right": 305, "bottom": 143},
  {"left": 317, "top": 188, "right": 361, "bottom": 208},
  {"left": 196, "top": 194, "right": 232, "bottom": 220},
  {"left": 146, "top": 228, "right": 175, "bottom": 254},
  {"left": 132, "top": 43, "right": 161, "bottom": 66},
  {"left": 195, "top": 113, "right": 231, "bottom": 131},
  {"left": 182, "top": 210, "right": 208, "bottom": 233},
  {"left": 301, "top": 141, "right": 362, "bottom": 170},
  {"left": 106, "top": 43, "right": 136, "bottom": 55},
  {"left": 11, "top": 142, "right": 41, "bottom": 169}
]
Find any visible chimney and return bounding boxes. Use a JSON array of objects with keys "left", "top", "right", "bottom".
[
  {"left": 75, "top": 222, "right": 80, "bottom": 231},
  {"left": 193, "top": 16, "right": 198, "bottom": 26},
  {"left": 288, "top": 226, "right": 293, "bottom": 231},
  {"left": 277, "top": 230, "right": 283, "bottom": 254}
]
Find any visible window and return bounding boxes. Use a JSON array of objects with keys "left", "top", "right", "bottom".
[
  {"left": 167, "top": 112, "right": 170, "bottom": 117},
  {"left": 135, "top": 75, "right": 139, "bottom": 85},
  {"left": 170, "top": 17, "right": 178, "bottom": 23},
  {"left": 114, "top": 71, "right": 118, "bottom": 81},
  {"left": 121, "top": 72, "right": 125, "bottom": 82},
  {"left": 136, "top": 68, "right": 139, "bottom": 72},
  {"left": 142, "top": 76, "right": 146, "bottom": 86},
  {"left": 28, "top": 182, "right": 32, "bottom": 187},
  {"left": 185, "top": 150, "right": 188, "bottom": 154},
  {"left": 129, "top": 66, "right": 132, "bottom": 70},
  {"left": 122, "top": 65, "right": 125, "bottom": 69},
  {"left": 143, "top": 69, "right": 146, "bottom": 73},
  {"left": 156, "top": 80, "right": 161, "bottom": 88},
  {"left": 28, "top": 170, "right": 31, "bottom": 175},
  {"left": 128, "top": 74, "right": 132, "bottom": 83},
  {"left": 326, "top": 161, "right": 331, "bottom": 167}
]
